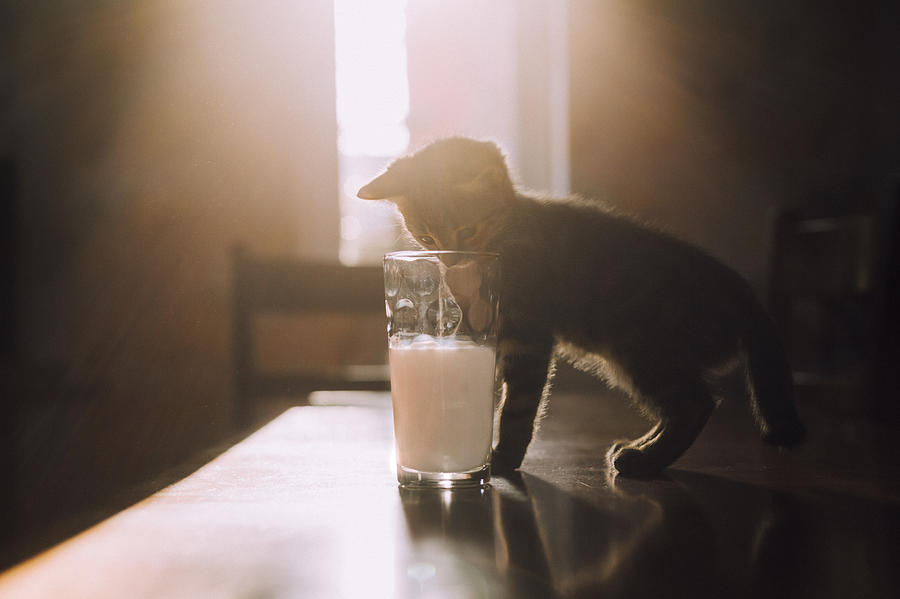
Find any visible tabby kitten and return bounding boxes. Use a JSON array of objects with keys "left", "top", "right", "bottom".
[{"left": 359, "top": 137, "right": 805, "bottom": 477}]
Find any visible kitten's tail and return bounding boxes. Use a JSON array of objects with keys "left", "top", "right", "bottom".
[{"left": 743, "top": 301, "right": 807, "bottom": 446}]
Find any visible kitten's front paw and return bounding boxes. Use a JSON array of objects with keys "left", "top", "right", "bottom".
[
  {"left": 490, "top": 450, "right": 523, "bottom": 475},
  {"left": 607, "top": 445, "right": 663, "bottom": 478}
]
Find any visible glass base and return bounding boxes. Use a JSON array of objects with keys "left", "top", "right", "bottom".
[{"left": 397, "top": 464, "right": 490, "bottom": 489}]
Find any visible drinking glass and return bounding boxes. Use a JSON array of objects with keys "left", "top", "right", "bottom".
[{"left": 383, "top": 251, "right": 501, "bottom": 488}]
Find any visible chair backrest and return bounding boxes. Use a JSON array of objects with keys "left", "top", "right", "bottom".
[
  {"left": 767, "top": 208, "right": 885, "bottom": 390},
  {"left": 231, "top": 246, "right": 389, "bottom": 424}
]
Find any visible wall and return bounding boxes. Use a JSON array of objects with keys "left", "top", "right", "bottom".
[
  {"left": 1, "top": 0, "right": 339, "bottom": 559},
  {"left": 569, "top": 0, "right": 900, "bottom": 289}
]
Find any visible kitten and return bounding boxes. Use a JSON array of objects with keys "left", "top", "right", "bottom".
[{"left": 359, "top": 137, "right": 806, "bottom": 477}]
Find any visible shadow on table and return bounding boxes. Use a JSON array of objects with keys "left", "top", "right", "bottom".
[
  {"left": 397, "top": 468, "right": 899, "bottom": 598},
  {"left": 1, "top": 414, "right": 266, "bottom": 570}
]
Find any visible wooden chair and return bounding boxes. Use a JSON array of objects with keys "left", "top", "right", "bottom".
[
  {"left": 231, "top": 246, "right": 390, "bottom": 425},
  {"left": 767, "top": 191, "right": 897, "bottom": 416}
]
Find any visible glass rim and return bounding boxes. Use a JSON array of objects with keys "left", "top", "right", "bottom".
[{"left": 384, "top": 250, "right": 500, "bottom": 259}]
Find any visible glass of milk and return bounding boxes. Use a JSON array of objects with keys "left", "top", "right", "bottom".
[{"left": 384, "top": 251, "right": 500, "bottom": 488}]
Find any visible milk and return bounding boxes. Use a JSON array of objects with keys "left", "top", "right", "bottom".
[{"left": 389, "top": 336, "right": 496, "bottom": 473}]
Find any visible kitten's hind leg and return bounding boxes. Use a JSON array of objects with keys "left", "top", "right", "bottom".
[
  {"left": 608, "top": 381, "right": 715, "bottom": 478},
  {"left": 608, "top": 421, "right": 663, "bottom": 457}
]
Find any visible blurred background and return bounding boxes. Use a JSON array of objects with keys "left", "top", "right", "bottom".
[{"left": 1, "top": 0, "right": 898, "bottom": 566}]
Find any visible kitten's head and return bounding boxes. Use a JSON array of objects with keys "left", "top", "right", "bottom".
[{"left": 357, "top": 137, "right": 515, "bottom": 252}]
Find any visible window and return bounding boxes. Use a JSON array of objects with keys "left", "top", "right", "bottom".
[
  {"left": 334, "top": 0, "right": 409, "bottom": 265},
  {"left": 334, "top": 0, "right": 569, "bottom": 265}
]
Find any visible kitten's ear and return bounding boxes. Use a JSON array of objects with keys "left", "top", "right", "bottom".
[{"left": 358, "top": 159, "right": 409, "bottom": 200}]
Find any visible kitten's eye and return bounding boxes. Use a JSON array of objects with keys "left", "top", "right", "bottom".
[
  {"left": 458, "top": 226, "right": 476, "bottom": 240},
  {"left": 417, "top": 235, "right": 435, "bottom": 246}
]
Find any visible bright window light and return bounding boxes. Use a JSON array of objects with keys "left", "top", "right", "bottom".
[
  {"left": 334, "top": 0, "right": 409, "bottom": 157},
  {"left": 334, "top": 0, "right": 410, "bottom": 264}
]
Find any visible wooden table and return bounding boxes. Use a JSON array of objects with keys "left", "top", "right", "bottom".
[{"left": 1, "top": 391, "right": 897, "bottom": 598}]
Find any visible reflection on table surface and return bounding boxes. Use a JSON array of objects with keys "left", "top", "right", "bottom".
[{"left": 1, "top": 392, "right": 897, "bottom": 598}]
